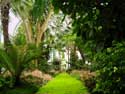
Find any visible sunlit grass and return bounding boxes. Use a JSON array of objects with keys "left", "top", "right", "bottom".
[{"left": 37, "top": 72, "right": 88, "bottom": 94}]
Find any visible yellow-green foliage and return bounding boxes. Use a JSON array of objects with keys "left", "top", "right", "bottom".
[{"left": 37, "top": 72, "right": 88, "bottom": 94}]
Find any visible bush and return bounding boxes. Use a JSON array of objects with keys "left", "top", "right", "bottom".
[
  {"left": 93, "top": 42, "right": 125, "bottom": 94},
  {"left": 70, "top": 70, "right": 96, "bottom": 93},
  {"left": 0, "top": 76, "right": 14, "bottom": 89},
  {"left": 38, "top": 61, "right": 51, "bottom": 73}
]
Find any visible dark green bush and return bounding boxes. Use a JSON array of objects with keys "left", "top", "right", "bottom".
[
  {"left": 0, "top": 76, "right": 13, "bottom": 89},
  {"left": 84, "top": 77, "right": 96, "bottom": 93},
  {"left": 93, "top": 42, "right": 125, "bottom": 94},
  {"left": 38, "top": 60, "right": 51, "bottom": 73}
]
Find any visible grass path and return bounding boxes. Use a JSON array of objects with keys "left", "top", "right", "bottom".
[{"left": 37, "top": 72, "right": 89, "bottom": 94}]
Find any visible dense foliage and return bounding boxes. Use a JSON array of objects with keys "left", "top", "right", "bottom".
[
  {"left": 93, "top": 42, "right": 125, "bottom": 94},
  {"left": 53, "top": 0, "right": 125, "bottom": 50},
  {"left": 53, "top": 0, "right": 125, "bottom": 94},
  {"left": 0, "top": 0, "right": 125, "bottom": 94}
]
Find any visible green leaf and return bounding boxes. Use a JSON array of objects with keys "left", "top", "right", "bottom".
[{"left": 0, "top": 49, "right": 15, "bottom": 75}]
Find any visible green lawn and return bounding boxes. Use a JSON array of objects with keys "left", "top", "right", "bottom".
[{"left": 37, "top": 72, "right": 89, "bottom": 94}]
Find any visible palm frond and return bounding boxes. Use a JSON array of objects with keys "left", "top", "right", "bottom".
[
  {"left": 7, "top": 45, "right": 18, "bottom": 64},
  {"left": 0, "top": 49, "right": 15, "bottom": 75},
  {"left": 32, "top": 0, "right": 50, "bottom": 22},
  {"left": 22, "top": 47, "right": 41, "bottom": 64},
  {"left": 11, "top": 0, "right": 34, "bottom": 19}
]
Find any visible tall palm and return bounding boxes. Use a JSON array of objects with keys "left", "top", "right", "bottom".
[
  {"left": 11, "top": 0, "right": 53, "bottom": 46},
  {"left": 11, "top": 0, "right": 53, "bottom": 68}
]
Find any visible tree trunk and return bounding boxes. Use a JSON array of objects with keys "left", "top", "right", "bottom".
[
  {"left": 23, "top": 20, "right": 33, "bottom": 44},
  {"left": 14, "top": 74, "right": 21, "bottom": 86},
  {"left": 1, "top": 3, "right": 10, "bottom": 47},
  {"left": 14, "top": 68, "right": 22, "bottom": 86},
  {"left": 36, "top": 7, "right": 53, "bottom": 47}
]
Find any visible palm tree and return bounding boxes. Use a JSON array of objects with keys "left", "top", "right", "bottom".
[
  {"left": 11, "top": 0, "right": 53, "bottom": 46},
  {"left": 11, "top": 0, "right": 53, "bottom": 68}
]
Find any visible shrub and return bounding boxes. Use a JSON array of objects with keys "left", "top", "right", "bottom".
[
  {"left": 70, "top": 70, "right": 96, "bottom": 92},
  {"left": 0, "top": 76, "right": 13, "bottom": 89},
  {"left": 93, "top": 42, "right": 125, "bottom": 94}
]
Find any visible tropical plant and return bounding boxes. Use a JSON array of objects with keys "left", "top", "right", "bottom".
[
  {"left": 11, "top": 0, "right": 53, "bottom": 46},
  {"left": 8, "top": 0, "right": 54, "bottom": 69},
  {"left": 0, "top": 44, "right": 41, "bottom": 86}
]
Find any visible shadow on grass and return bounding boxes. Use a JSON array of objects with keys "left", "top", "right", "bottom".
[{"left": 0, "top": 84, "right": 38, "bottom": 94}]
